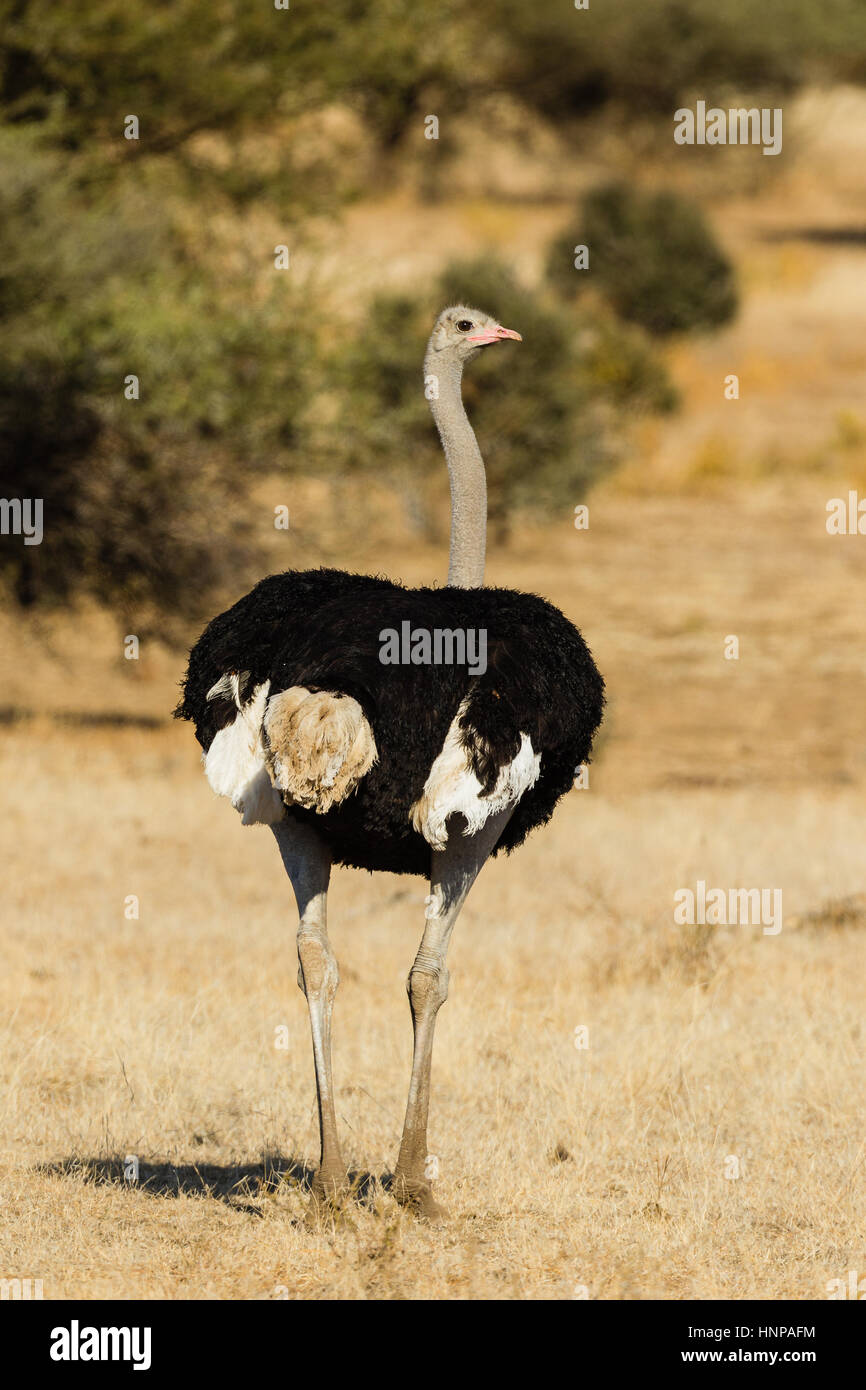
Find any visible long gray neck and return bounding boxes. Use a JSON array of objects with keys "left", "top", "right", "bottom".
[{"left": 424, "top": 345, "right": 486, "bottom": 588}]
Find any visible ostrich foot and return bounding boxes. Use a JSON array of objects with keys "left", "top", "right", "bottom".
[
  {"left": 392, "top": 1173, "right": 450, "bottom": 1224},
  {"left": 304, "top": 1169, "right": 356, "bottom": 1231}
]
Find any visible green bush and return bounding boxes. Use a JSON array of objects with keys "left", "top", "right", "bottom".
[
  {"left": 485, "top": 0, "right": 866, "bottom": 121},
  {"left": 547, "top": 183, "right": 737, "bottom": 337},
  {"left": 0, "top": 126, "right": 318, "bottom": 628},
  {"left": 0, "top": 2, "right": 480, "bottom": 623},
  {"left": 11, "top": 0, "right": 838, "bottom": 624}
]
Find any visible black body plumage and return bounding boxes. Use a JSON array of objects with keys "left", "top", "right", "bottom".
[{"left": 175, "top": 568, "right": 605, "bottom": 877}]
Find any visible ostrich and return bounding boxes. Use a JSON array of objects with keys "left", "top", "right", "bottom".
[{"left": 175, "top": 305, "right": 605, "bottom": 1221}]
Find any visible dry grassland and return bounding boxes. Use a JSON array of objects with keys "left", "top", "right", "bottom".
[
  {"left": 2, "top": 480, "right": 865, "bottom": 1299},
  {"left": 3, "top": 103, "right": 866, "bottom": 1298}
]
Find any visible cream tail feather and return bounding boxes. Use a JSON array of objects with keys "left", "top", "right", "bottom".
[{"left": 203, "top": 676, "right": 376, "bottom": 825}]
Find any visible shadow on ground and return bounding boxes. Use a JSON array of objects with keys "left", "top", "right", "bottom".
[
  {"left": 763, "top": 225, "right": 866, "bottom": 246},
  {"left": 40, "top": 1156, "right": 391, "bottom": 1217},
  {"left": 0, "top": 706, "right": 166, "bottom": 729}
]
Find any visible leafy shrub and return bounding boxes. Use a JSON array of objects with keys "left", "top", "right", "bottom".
[
  {"left": 0, "top": 127, "right": 316, "bottom": 628},
  {"left": 547, "top": 183, "right": 737, "bottom": 337},
  {"left": 485, "top": 0, "right": 866, "bottom": 121}
]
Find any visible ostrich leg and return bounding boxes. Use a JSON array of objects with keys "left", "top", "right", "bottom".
[
  {"left": 394, "top": 805, "right": 513, "bottom": 1221},
  {"left": 271, "top": 819, "right": 347, "bottom": 1212}
]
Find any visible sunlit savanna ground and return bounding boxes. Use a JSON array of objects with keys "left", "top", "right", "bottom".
[
  {"left": 3, "top": 483, "right": 866, "bottom": 1298},
  {"left": 3, "top": 97, "right": 866, "bottom": 1297}
]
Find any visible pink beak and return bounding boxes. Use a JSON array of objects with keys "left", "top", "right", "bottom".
[{"left": 467, "top": 323, "right": 522, "bottom": 345}]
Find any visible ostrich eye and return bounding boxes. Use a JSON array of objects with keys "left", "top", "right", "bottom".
[{"left": 456, "top": 320, "right": 473, "bottom": 332}]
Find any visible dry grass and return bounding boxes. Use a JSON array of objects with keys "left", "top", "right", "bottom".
[
  {"left": 1, "top": 726, "right": 864, "bottom": 1299},
  {"left": 4, "top": 101, "right": 866, "bottom": 1300},
  {"left": 3, "top": 481, "right": 866, "bottom": 1300}
]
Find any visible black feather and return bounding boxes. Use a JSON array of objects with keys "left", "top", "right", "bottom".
[{"left": 175, "top": 568, "right": 605, "bottom": 876}]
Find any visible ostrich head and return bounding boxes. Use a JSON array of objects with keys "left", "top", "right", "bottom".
[{"left": 426, "top": 304, "right": 522, "bottom": 367}]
